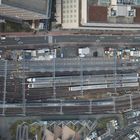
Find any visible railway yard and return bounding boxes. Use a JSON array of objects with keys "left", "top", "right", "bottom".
[
  {"left": 2, "top": 0, "right": 140, "bottom": 139},
  {"left": 1, "top": 33, "right": 140, "bottom": 140},
  {"left": 0, "top": 51, "right": 140, "bottom": 116}
]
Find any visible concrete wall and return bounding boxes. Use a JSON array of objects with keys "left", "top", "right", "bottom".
[
  {"left": 56, "top": 0, "right": 62, "bottom": 24},
  {"left": 81, "top": 0, "right": 88, "bottom": 25},
  {"left": 2, "top": 0, "right": 48, "bottom": 14}
]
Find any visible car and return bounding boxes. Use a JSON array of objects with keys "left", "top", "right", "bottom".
[
  {"left": 18, "top": 41, "right": 23, "bottom": 45},
  {"left": 1, "top": 35, "right": 6, "bottom": 40},
  {"left": 15, "top": 37, "right": 20, "bottom": 41}
]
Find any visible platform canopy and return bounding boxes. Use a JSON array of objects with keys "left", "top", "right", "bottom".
[{"left": 0, "top": 4, "right": 48, "bottom": 21}]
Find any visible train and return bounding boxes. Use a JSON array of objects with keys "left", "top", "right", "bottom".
[
  {"left": 26, "top": 73, "right": 139, "bottom": 89},
  {"left": 69, "top": 82, "right": 139, "bottom": 91}
]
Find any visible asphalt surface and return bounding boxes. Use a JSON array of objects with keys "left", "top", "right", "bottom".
[{"left": 1, "top": 35, "right": 140, "bottom": 48}]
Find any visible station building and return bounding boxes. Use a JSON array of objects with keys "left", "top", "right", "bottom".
[{"left": 56, "top": 0, "right": 140, "bottom": 29}]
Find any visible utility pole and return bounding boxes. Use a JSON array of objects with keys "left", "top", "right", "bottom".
[
  {"left": 129, "top": 94, "right": 133, "bottom": 110},
  {"left": 112, "top": 97, "right": 116, "bottom": 113},
  {"left": 2, "top": 60, "right": 7, "bottom": 115},
  {"left": 80, "top": 57, "right": 83, "bottom": 96},
  {"left": 89, "top": 99, "right": 92, "bottom": 113},
  {"left": 60, "top": 100, "right": 63, "bottom": 114},
  {"left": 53, "top": 48, "right": 56, "bottom": 99},
  {"left": 22, "top": 51, "right": 26, "bottom": 115},
  {"left": 113, "top": 48, "right": 117, "bottom": 93}
]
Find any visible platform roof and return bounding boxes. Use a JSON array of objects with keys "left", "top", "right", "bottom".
[{"left": 0, "top": 4, "right": 48, "bottom": 21}]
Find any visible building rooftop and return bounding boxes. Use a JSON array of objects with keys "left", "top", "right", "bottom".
[
  {"left": 0, "top": 4, "right": 47, "bottom": 21},
  {"left": 88, "top": 5, "right": 107, "bottom": 22}
]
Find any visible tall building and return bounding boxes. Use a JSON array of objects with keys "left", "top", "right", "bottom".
[
  {"left": 62, "top": 0, "right": 80, "bottom": 28},
  {"left": 56, "top": 0, "right": 140, "bottom": 29}
]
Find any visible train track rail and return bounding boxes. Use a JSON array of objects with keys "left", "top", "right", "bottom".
[{"left": 0, "top": 94, "right": 140, "bottom": 116}]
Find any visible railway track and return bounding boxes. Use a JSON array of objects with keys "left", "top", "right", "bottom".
[
  {"left": 0, "top": 94, "right": 140, "bottom": 116},
  {"left": 0, "top": 59, "right": 140, "bottom": 116}
]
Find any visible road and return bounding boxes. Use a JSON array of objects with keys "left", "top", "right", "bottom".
[{"left": 1, "top": 34, "right": 140, "bottom": 48}]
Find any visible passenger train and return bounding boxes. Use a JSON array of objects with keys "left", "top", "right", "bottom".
[{"left": 26, "top": 73, "right": 139, "bottom": 90}]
